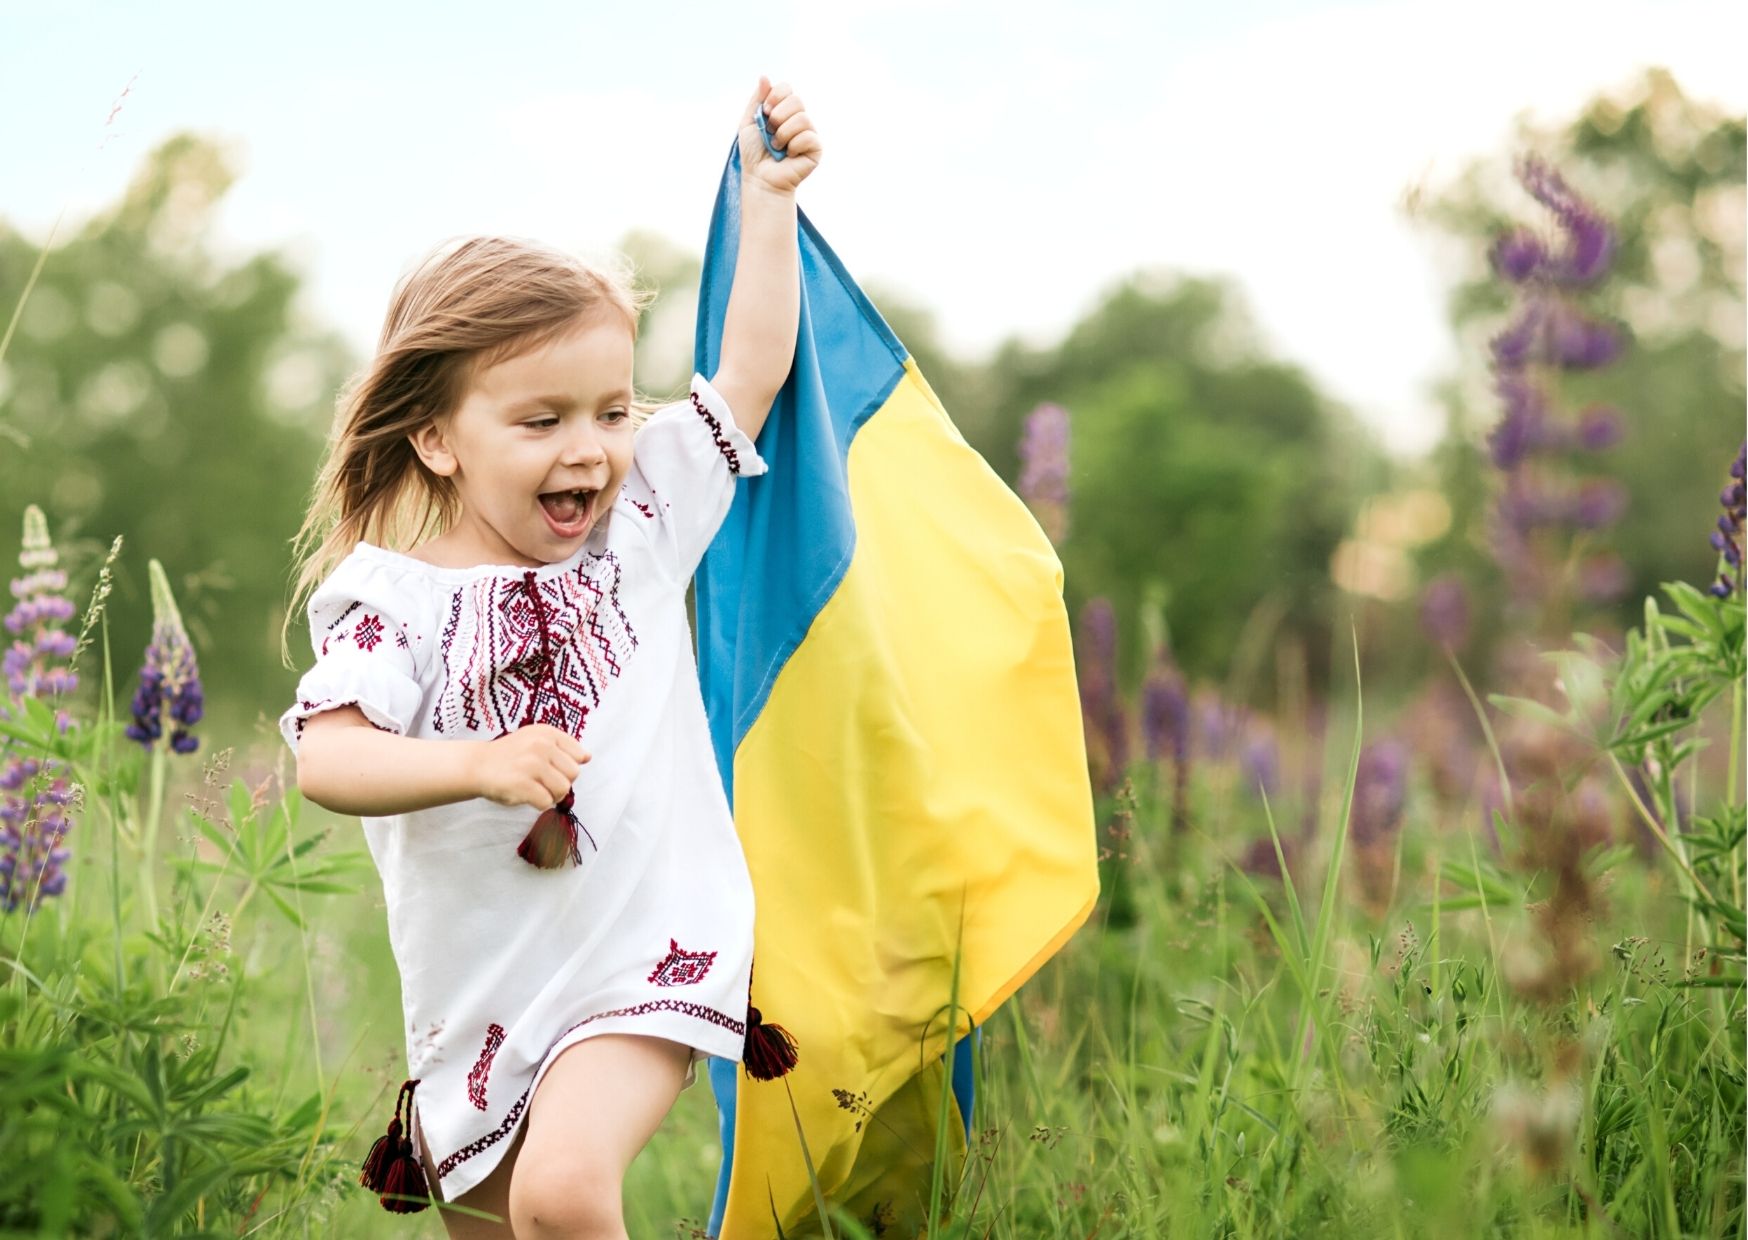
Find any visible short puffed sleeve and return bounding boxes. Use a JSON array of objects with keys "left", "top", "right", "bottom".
[
  {"left": 618, "top": 373, "right": 768, "bottom": 580},
  {"left": 279, "top": 550, "right": 433, "bottom": 751}
]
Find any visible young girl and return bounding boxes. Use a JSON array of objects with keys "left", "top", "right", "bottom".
[{"left": 282, "top": 78, "right": 820, "bottom": 1238}]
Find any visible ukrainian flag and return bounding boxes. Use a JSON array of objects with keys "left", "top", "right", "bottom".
[{"left": 694, "top": 146, "right": 1099, "bottom": 1238}]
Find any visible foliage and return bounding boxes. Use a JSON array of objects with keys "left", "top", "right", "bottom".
[
  {"left": 1417, "top": 69, "right": 1746, "bottom": 659},
  {"left": 953, "top": 273, "right": 1375, "bottom": 688},
  {"left": 0, "top": 602, "right": 370, "bottom": 1234},
  {"left": 0, "top": 134, "right": 353, "bottom": 737}
]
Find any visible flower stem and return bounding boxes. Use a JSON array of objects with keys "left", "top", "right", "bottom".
[
  {"left": 1729, "top": 674, "right": 1742, "bottom": 911},
  {"left": 140, "top": 741, "right": 165, "bottom": 937}
]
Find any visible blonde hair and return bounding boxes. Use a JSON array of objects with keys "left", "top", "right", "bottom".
[{"left": 285, "top": 236, "right": 652, "bottom": 655}]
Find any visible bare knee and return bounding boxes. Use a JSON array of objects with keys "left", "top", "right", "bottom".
[{"left": 509, "top": 1154, "right": 624, "bottom": 1240}]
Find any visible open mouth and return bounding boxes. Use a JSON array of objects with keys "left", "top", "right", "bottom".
[{"left": 538, "top": 488, "right": 597, "bottom": 538}]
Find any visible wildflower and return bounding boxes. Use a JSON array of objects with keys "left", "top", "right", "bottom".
[
  {"left": 4, "top": 506, "right": 78, "bottom": 701},
  {"left": 1490, "top": 229, "right": 1545, "bottom": 282},
  {"left": 1348, "top": 741, "right": 1408, "bottom": 849},
  {"left": 1192, "top": 688, "right": 1243, "bottom": 763},
  {"left": 1239, "top": 729, "right": 1281, "bottom": 802},
  {"left": 124, "top": 560, "right": 204, "bottom": 754},
  {"left": 1140, "top": 656, "right": 1188, "bottom": 765},
  {"left": 1347, "top": 739, "right": 1409, "bottom": 916},
  {"left": 0, "top": 506, "right": 79, "bottom": 914},
  {"left": 1076, "top": 598, "right": 1127, "bottom": 793},
  {"left": 1418, "top": 573, "right": 1471, "bottom": 648},
  {"left": 1485, "top": 372, "right": 1545, "bottom": 470},
  {"left": 0, "top": 764, "right": 73, "bottom": 913},
  {"left": 1569, "top": 478, "right": 1628, "bottom": 529},
  {"left": 1017, "top": 403, "right": 1071, "bottom": 544},
  {"left": 1545, "top": 302, "right": 1623, "bottom": 371},
  {"left": 1708, "top": 441, "right": 1745, "bottom": 598},
  {"left": 1483, "top": 155, "right": 1627, "bottom": 631},
  {"left": 1573, "top": 405, "right": 1623, "bottom": 452},
  {"left": 1141, "top": 648, "right": 1191, "bottom": 834},
  {"left": 1517, "top": 155, "right": 1615, "bottom": 285}
]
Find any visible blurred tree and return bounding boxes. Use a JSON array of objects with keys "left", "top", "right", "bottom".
[
  {"left": 954, "top": 272, "right": 1376, "bottom": 692},
  {"left": 1416, "top": 69, "right": 1745, "bottom": 667},
  {"left": 0, "top": 134, "right": 352, "bottom": 737},
  {"left": 621, "top": 228, "right": 701, "bottom": 401}
]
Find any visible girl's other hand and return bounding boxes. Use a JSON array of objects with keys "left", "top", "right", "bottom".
[
  {"left": 739, "top": 76, "right": 822, "bottom": 195},
  {"left": 473, "top": 724, "right": 590, "bottom": 810}
]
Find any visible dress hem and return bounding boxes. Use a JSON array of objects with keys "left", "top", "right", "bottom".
[{"left": 430, "top": 1005, "right": 746, "bottom": 1201}]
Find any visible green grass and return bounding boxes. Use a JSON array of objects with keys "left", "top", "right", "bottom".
[{"left": 3, "top": 594, "right": 1742, "bottom": 1237}]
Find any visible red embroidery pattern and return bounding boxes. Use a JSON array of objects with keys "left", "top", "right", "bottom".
[
  {"left": 434, "top": 999, "right": 744, "bottom": 1180},
  {"left": 436, "top": 1091, "right": 528, "bottom": 1180},
  {"left": 354, "top": 613, "right": 385, "bottom": 651},
  {"left": 466, "top": 1023, "right": 506, "bottom": 1111},
  {"left": 627, "top": 499, "right": 656, "bottom": 519},
  {"left": 432, "top": 552, "right": 637, "bottom": 738},
  {"left": 649, "top": 939, "right": 717, "bottom": 987},
  {"left": 318, "top": 601, "right": 360, "bottom": 656},
  {"left": 690, "top": 391, "right": 743, "bottom": 475}
]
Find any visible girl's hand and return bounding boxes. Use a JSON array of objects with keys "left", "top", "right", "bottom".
[
  {"left": 738, "top": 76, "right": 822, "bottom": 196},
  {"left": 472, "top": 724, "right": 590, "bottom": 810}
]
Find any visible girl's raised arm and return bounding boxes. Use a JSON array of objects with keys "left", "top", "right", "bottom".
[{"left": 710, "top": 77, "right": 822, "bottom": 442}]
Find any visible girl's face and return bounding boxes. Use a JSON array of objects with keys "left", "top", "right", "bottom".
[{"left": 413, "top": 314, "right": 637, "bottom": 568}]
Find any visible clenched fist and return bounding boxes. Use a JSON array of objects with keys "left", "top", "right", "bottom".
[{"left": 472, "top": 724, "right": 590, "bottom": 810}]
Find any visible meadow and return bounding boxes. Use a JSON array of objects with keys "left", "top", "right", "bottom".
[
  {"left": 0, "top": 509, "right": 1741, "bottom": 1236},
  {"left": 1, "top": 68, "right": 1744, "bottom": 1240}
]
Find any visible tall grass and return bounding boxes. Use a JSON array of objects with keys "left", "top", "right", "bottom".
[{"left": 3, "top": 556, "right": 1740, "bottom": 1237}]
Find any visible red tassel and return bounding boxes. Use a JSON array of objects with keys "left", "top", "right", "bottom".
[
  {"left": 360, "top": 1079, "right": 430, "bottom": 1214},
  {"left": 517, "top": 791, "right": 595, "bottom": 869},
  {"left": 358, "top": 1118, "right": 399, "bottom": 1191},
  {"left": 379, "top": 1156, "right": 431, "bottom": 1215},
  {"left": 743, "top": 1006, "right": 798, "bottom": 1081}
]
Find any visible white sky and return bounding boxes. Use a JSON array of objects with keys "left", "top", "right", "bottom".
[{"left": 3, "top": 0, "right": 1743, "bottom": 457}]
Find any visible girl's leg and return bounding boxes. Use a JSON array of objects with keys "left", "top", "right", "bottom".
[
  {"left": 417, "top": 1118, "right": 522, "bottom": 1239},
  {"left": 509, "top": 1034, "right": 692, "bottom": 1240}
]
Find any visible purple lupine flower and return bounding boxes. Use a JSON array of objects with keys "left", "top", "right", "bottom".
[
  {"left": 1193, "top": 689, "right": 1246, "bottom": 764},
  {"left": 1483, "top": 155, "right": 1627, "bottom": 632},
  {"left": 1419, "top": 572, "right": 1471, "bottom": 648},
  {"left": 1497, "top": 474, "right": 1564, "bottom": 530},
  {"left": 1517, "top": 156, "right": 1616, "bottom": 286},
  {"left": 1141, "top": 648, "right": 1192, "bottom": 834},
  {"left": 1348, "top": 740, "right": 1409, "bottom": 849},
  {"left": 1, "top": 506, "right": 79, "bottom": 915},
  {"left": 1546, "top": 303, "right": 1623, "bottom": 371},
  {"left": 1018, "top": 403, "right": 1071, "bottom": 544},
  {"left": 1076, "top": 598, "right": 1127, "bottom": 793},
  {"left": 1570, "top": 478, "right": 1629, "bottom": 530},
  {"left": 1240, "top": 729, "right": 1281, "bottom": 801},
  {"left": 5, "top": 507, "right": 79, "bottom": 701},
  {"left": 0, "top": 760, "right": 73, "bottom": 913},
  {"left": 1709, "top": 442, "right": 1745, "bottom": 599},
  {"left": 1574, "top": 405, "right": 1624, "bottom": 452},
  {"left": 1140, "top": 657, "right": 1189, "bottom": 766},
  {"left": 1486, "top": 373, "right": 1546, "bottom": 470},
  {"left": 1491, "top": 229, "right": 1546, "bottom": 283},
  {"left": 1489, "top": 301, "right": 1547, "bottom": 374},
  {"left": 124, "top": 560, "right": 203, "bottom": 754}
]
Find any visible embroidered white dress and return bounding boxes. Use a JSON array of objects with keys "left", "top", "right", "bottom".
[{"left": 281, "top": 376, "right": 763, "bottom": 1202}]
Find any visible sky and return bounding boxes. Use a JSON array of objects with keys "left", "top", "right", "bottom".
[{"left": 3, "top": 0, "right": 1744, "bottom": 457}]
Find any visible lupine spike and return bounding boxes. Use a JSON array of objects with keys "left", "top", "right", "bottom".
[
  {"left": 125, "top": 560, "right": 204, "bottom": 754},
  {"left": 2, "top": 506, "right": 80, "bottom": 915},
  {"left": 1708, "top": 442, "right": 1746, "bottom": 598},
  {"left": 1484, "top": 156, "right": 1628, "bottom": 619},
  {"left": 1017, "top": 402, "right": 1071, "bottom": 544}
]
